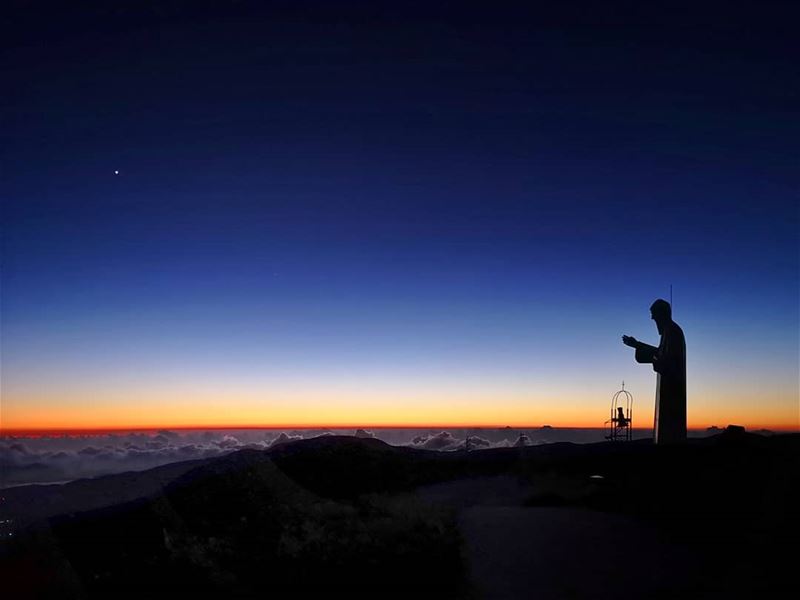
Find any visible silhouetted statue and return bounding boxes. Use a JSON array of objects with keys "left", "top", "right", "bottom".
[
  {"left": 616, "top": 406, "right": 628, "bottom": 426},
  {"left": 622, "top": 299, "right": 686, "bottom": 444}
]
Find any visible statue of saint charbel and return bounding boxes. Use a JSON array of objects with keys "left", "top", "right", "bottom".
[{"left": 623, "top": 299, "right": 687, "bottom": 444}]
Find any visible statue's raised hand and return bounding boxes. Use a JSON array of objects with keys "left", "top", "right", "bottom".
[{"left": 622, "top": 335, "right": 639, "bottom": 348}]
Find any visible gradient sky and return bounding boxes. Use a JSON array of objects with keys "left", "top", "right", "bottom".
[{"left": 2, "top": 1, "right": 798, "bottom": 432}]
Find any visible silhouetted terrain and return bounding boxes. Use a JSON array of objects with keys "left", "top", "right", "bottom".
[{"left": 1, "top": 430, "right": 798, "bottom": 599}]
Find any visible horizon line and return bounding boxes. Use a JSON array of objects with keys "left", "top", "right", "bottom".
[{"left": 2, "top": 423, "right": 797, "bottom": 436}]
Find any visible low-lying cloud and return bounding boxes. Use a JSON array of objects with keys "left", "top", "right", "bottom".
[
  {"left": 412, "top": 431, "right": 460, "bottom": 450},
  {"left": 0, "top": 432, "right": 249, "bottom": 486},
  {"left": 269, "top": 432, "right": 304, "bottom": 447},
  {"left": 1, "top": 427, "right": 560, "bottom": 487},
  {"left": 409, "top": 431, "right": 534, "bottom": 451}
]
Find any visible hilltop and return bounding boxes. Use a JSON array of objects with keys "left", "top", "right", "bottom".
[{"left": 1, "top": 431, "right": 798, "bottom": 599}]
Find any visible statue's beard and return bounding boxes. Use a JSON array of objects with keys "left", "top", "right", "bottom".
[{"left": 655, "top": 320, "right": 665, "bottom": 336}]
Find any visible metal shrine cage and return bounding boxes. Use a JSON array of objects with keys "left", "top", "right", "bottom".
[{"left": 605, "top": 382, "right": 633, "bottom": 441}]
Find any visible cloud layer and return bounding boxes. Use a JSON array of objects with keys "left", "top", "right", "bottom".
[
  {"left": 409, "top": 431, "right": 532, "bottom": 451},
  {"left": 2, "top": 427, "right": 602, "bottom": 487}
]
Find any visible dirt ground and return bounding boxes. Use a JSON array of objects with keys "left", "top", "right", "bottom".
[{"left": 417, "top": 476, "right": 715, "bottom": 599}]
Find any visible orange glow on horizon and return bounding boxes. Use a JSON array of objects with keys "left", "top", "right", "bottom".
[
  {"left": 2, "top": 418, "right": 798, "bottom": 437},
  {"left": 5, "top": 413, "right": 797, "bottom": 434},
  {"left": 3, "top": 386, "right": 797, "bottom": 435}
]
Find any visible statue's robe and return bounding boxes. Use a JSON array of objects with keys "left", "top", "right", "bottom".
[{"left": 635, "top": 320, "right": 687, "bottom": 444}]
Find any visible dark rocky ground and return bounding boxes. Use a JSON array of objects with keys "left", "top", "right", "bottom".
[{"left": 1, "top": 429, "right": 797, "bottom": 599}]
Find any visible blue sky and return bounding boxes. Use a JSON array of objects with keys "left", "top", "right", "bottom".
[{"left": 2, "top": 2, "right": 797, "bottom": 429}]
